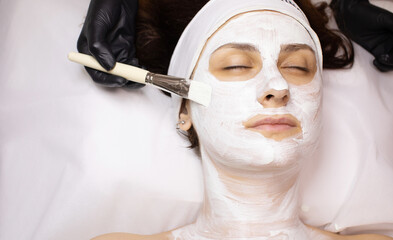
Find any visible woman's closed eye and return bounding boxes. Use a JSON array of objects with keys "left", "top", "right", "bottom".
[
  {"left": 209, "top": 45, "right": 262, "bottom": 82},
  {"left": 278, "top": 46, "right": 317, "bottom": 85},
  {"left": 223, "top": 65, "right": 253, "bottom": 70},
  {"left": 281, "top": 65, "right": 310, "bottom": 73}
]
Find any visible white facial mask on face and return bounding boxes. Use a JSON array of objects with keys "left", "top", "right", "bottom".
[{"left": 190, "top": 11, "right": 322, "bottom": 170}]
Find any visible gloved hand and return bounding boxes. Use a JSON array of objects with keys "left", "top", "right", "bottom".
[
  {"left": 331, "top": 0, "right": 393, "bottom": 72},
  {"left": 77, "top": 0, "right": 144, "bottom": 88}
]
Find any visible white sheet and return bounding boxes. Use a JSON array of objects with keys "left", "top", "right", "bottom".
[{"left": 0, "top": 0, "right": 392, "bottom": 239}]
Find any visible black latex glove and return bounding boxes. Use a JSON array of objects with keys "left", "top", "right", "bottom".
[
  {"left": 332, "top": 0, "right": 393, "bottom": 72},
  {"left": 77, "top": 0, "right": 143, "bottom": 88}
]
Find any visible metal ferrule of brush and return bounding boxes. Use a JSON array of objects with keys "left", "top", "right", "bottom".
[{"left": 145, "top": 72, "right": 190, "bottom": 98}]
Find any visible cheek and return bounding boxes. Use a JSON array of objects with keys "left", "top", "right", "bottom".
[
  {"left": 192, "top": 63, "right": 261, "bottom": 120},
  {"left": 289, "top": 77, "right": 322, "bottom": 139},
  {"left": 189, "top": 76, "right": 262, "bottom": 151},
  {"left": 190, "top": 81, "right": 257, "bottom": 134}
]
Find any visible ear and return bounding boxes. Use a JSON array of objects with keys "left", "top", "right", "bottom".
[{"left": 179, "top": 101, "right": 192, "bottom": 131}]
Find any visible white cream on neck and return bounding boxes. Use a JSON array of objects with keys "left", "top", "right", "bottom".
[{"left": 172, "top": 11, "right": 323, "bottom": 240}]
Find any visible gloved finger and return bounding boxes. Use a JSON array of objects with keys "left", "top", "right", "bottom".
[
  {"left": 77, "top": 31, "right": 88, "bottom": 54},
  {"left": 78, "top": 33, "right": 115, "bottom": 71},
  {"left": 373, "top": 59, "right": 393, "bottom": 72},
  {"left": 84, "top": 67, "right": 145, "bottom": 88},
  {"left": 85, "top": 66, "right": 127, "bottom": 87},
  {"left": 83, "top": 0, "right": 122, "bottom": 70},
  {"left": 378, "top": 11, "right": 393, "bottom": 32},
  {"left": 374, "top": 53, "right": 393, "bottom": 72},
  {"left": 88, "top": 40, "right": 116, "bottom": 71},
  {"left": 104, "top": 5, "right": 136, "bottom": 65},
  {"left": 378, "top": 54, "right": 393, "bottom": 66},
  {"left": 124, "top": 81, "right": 145, "bottom": 89}
]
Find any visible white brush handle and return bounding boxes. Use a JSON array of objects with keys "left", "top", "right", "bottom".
[{"left": 68, "top": 52, "right": 149, "bottom": 84}]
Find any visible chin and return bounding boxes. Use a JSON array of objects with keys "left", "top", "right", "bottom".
[{"left": 200, "top": 131, "right": 307, "bottom": 173}]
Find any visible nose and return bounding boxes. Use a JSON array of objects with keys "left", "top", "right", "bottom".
[{"left": 258, "top": 89, "right": 290, "bottom": 108}]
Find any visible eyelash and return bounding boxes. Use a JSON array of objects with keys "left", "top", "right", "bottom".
[
  {"left": 223, "top": 65, "right": 251, "bottom": 70},
  {"left": 284, "top": 66, "right": 310, "bottom": 72}
]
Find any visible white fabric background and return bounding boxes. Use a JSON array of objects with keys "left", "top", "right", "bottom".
[{"left": 0, "top": 0, "right": 392, "bottom": 239}]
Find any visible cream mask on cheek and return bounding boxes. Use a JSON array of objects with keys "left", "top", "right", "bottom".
[{"left": 190, "top": 11, "right": 322, "bottom": 170}]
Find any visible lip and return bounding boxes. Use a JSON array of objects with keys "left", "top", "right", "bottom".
[{"left": 242, "top": 114, "right": 301, "bottom": 140}]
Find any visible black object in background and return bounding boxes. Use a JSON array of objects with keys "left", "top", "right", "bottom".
[{"left": 331, "top": 0, "right": 393, "bottom": 72}]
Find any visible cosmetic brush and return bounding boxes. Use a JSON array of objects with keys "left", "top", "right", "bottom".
[{"left": 68, "top": 52, "right": 211, "bottom": 107}]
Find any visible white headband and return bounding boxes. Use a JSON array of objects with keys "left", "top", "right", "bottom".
[{"left": 168, "top": 0, "right": 323, "bottom": 117}]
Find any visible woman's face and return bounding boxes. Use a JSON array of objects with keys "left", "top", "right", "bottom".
[{"left": 187, "top": 11, "right": 322, "bottom": 170}]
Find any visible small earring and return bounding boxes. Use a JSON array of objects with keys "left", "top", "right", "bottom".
[{"left": 176, "top": 120, "right": 186, "bottom": 130}]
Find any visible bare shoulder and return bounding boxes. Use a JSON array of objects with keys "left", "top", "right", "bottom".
[
  {"left": 91, "top": 232, "right": 174, "bottom": 240},
  {"left": 306, "top": 225, "right": 346, "bottom": 240},
  {"left": 306, "top": 225, "right": 393, "bottom": 240},
  {"left": 91, "top": 223, "right": 194, "bottom": 240},
  {"left": 341, "top": 234, "right": 393, "bottom": 240}
]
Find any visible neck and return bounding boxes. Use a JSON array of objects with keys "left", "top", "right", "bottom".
[{"left": 194, "top": 146, "right": 306, "bottom": 239}]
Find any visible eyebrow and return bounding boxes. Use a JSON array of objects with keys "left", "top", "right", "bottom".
[
  {"left": 281, "top": 44, "right": 315, "bottom": 53},
  {"left": 213, "top": 43, "right": 259, "bottom": 53}
]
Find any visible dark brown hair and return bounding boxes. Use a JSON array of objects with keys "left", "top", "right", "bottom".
[
  {"left": 136, "top": 0, "right": 210, "bottom": 74},
  {"left": 136, "top": 0, "right": 354, "bottom": 148}
]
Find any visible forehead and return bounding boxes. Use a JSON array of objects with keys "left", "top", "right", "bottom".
[{"left": 204, "top": 11, "right": 315, "bottom": 57}]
